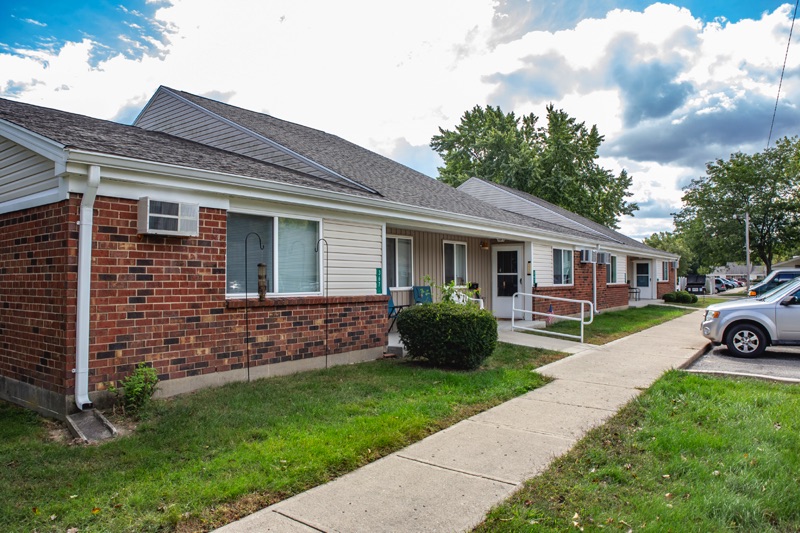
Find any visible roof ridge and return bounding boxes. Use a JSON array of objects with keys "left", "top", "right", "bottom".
[{"left": 160, "top": 87, "right": 380, "bottom": 195}]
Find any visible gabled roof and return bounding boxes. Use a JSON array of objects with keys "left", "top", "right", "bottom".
[
  {"left": 1, "top": 91, "right": 673, "bottom": 258},
  {"left": 459, "top": 178, "right": 660, "bottom": 254},
  {"left": 142, "top": 88, "right": 622, "bottom": 242},
  {"left": 0, "top": 97, "right": 373, "bottom": 197}
]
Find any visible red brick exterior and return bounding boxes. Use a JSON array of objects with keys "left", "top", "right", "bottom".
[
  {"left": 529, "top": 252, "right": 629, "bottom": 316},
  {"left": 0, "top": 198, "right": 76, "bottom": 398},
  {"left": 657, "top": 262, "right": 677, "bottom": 299},
  {"left": 1, "top": 195, "right": 388, "bottom": 415}
]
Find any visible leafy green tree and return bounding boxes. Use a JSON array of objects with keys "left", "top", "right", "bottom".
[
  {"left": 674, "top": 137, "right": 800, "bottom": 273},
  {"left": 431, "top": 104, "right": 638, "bottom": 228},
  {"left": 643, "top": 231, "right": 695, "bottom": 277}
]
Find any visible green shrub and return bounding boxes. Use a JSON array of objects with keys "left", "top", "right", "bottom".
[
  {"left": 109, "top": 363, "right": 159, "bottom": 415},
  {"left": 396, "top": 302, "right": 498, "bottom": 370},
  {"left": 662, "top": 292, "right": 677, "bottom": 303},
  {"left": 675, "top": 290, "right": 693, "bottom": 303},
  {"left": 690, "top": 293, "right": 698, "bottom": 303}
]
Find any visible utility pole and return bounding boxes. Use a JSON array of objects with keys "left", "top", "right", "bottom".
[{"left": 745, "top": 211, "right": 751, "bottom": 294}]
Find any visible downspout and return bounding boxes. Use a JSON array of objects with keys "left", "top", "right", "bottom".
[
  {"left": 74, "top": 165, "right": 100, "bottom": 411},
  {"left": 593, "top": 244, "right": 599, "bottom": 313}
]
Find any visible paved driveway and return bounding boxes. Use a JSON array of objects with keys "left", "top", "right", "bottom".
[{"left": 687, "top": 345, "right": 800, "bottom": 382}]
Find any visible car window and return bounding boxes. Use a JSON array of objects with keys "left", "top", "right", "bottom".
[{"left": 762, "top": 279, "right": 800, "bottom": 302}]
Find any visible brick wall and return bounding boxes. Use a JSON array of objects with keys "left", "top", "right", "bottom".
[
  {"left": 2, "top": 195, "right": 389, "bottom": 412},
  {"left": 88, "top": 197, "right": 387, "bottom": 393},
  {"left": 657, "top": 263, "right": 676, "bottom": 299},
  {"left": 528, "top": 252, "right": 628, "bottom": 316},
  {"left": 0, "top": 198, "right": 75, "bottom": 397}
]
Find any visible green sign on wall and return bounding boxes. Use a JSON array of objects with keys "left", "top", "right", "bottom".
[{"left": 376, "top": 267, "right": 382, "bottom": 294}]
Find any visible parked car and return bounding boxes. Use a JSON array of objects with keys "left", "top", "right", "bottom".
[
  {"left": 718, "top": 277, "right": 738, "bottom": 289},
  {"left": 748, "top": 269, "right": 800, "bottom": 297},
  {"left": 713, "top": 278, "right": 727, "bottom": 293},
  {"left": 702, "top": 277, "right": 800, "bottom": 357}
]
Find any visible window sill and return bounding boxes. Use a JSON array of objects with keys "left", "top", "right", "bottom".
[{"left": 225, "top": 294, "right": 389, "bottom": 309}]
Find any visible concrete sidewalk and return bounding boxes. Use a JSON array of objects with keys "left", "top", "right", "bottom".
[{"left": 216, "top": 310, "right": 709, "bottom": 533}]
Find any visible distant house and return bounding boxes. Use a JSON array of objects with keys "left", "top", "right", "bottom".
[
  {"left": 772, "top": 256, "right": 800, "bottom": 269},
  {"left": 0, "top": 87, "right": 677, "bottom": 418}
]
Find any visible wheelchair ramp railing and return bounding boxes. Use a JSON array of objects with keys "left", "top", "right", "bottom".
[{"left": 511, "top": 292, "right": 594, "bottom": 343}]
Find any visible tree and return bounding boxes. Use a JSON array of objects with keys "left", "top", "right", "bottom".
[
  {"left": 431, "top": 104, "right": 638, "bottom": 228},
  {"left": 674, "top": 137, "right": 800, "bottom": 273},
  {"left": 643, "top": 231, "right": 695, "bottom": 277}
]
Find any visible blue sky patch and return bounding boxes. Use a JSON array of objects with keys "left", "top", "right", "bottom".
[{"left": 0, "top": 0, "right": 172, "bottom": 65}]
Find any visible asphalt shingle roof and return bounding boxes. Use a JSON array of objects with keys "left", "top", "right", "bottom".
[
  {"left": 468, "top": 179, "right": 659, "bottom": 253},
  {"left": 0, "top": 97, "right": 373, "bottom": 197},
  {"left": 168, "top": 89, "right": 622, "bottom": 242}
]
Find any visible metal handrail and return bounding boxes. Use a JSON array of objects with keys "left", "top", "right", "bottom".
[{"left": 511, "top": 292, "right": 594, "bottom": 343}]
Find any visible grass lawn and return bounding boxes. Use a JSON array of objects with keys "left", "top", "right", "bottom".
[
  {"left": 661, "top": 295, "right": 742, "bottom": 309},
  {"left": 0, "top": 342, "right": 564, "bottom": 533},
  {"left": 534, "top": 305, "right": 695, "bottom": 344},
  {"left": 477, "top": 371, "right": 800, "bottom": 532}
]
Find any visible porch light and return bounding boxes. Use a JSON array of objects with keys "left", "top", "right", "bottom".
[{"left": 480, "top": 241, "right": 489, "bottom": 251}]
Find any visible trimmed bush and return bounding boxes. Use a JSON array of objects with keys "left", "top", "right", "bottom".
[
  {"left": 689, "top": 293, "right": 698, "bottom": 303},
  {"left": 396, "top": 302, "right": 498, "bottom": 370},
  {"left": 662, "top": 292, "right": 677, "bottom": 303},
  {"left": 676, "top": 290, "right": 693, "bottom": 304}
]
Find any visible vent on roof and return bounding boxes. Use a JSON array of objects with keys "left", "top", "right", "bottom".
[
  {"left": 596, "top": 252, "right": 612, "bottom": 265},
  {"left": 580, "top": 249, "right": 597, "bottom": 264},
  {"left": 137, "top": 197, "right": 199, "bottom": 237}
]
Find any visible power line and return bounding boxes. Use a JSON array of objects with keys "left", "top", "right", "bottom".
[{"left": 768, "top": 0, "right": 799, "bottom": 148}]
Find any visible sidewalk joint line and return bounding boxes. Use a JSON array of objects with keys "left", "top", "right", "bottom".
[
  {"left": 271, "top": 509, "right": 328, "bottom": 532},
  {"left": 393, "top": 454, "right": 519, "bottom": 487}
]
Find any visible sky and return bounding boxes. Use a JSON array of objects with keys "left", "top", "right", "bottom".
[{"left": 1, "top": 0, "right": 797, "bottom": 240}]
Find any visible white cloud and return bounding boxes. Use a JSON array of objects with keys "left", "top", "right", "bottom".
[{"left": 1, "top": 1, "right": 797, "bottom": 239}]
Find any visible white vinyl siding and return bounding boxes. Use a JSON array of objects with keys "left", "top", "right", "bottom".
[
  {"left": 0, "top": 137, "right": 57, "bottom": 206},
  {"left": 531, "top": 242, "right": 553, "bottom": 287},
  {"left": 135, "top": 90, "right": 330, "bottom": 179},
  {"left": 614, "top": 255, "right": 627, "bottom": 285},
  {"left": 323, "top": 219, "right": 383, "bottom": 296}
]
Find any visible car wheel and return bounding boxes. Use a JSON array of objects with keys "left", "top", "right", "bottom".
[{"left": 725, "top": 324, "right": 767, "bottom": 357}]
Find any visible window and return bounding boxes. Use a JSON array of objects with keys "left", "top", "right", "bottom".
[
  {"left": 606, "top": 255, "right": 617, "bottom": 284},
  {"left": 443, "top": 241, "right": 467, "bottom": 285},
  {"left": 553, "top": 248, "right": 573, "bottom": 285},
  {"left": 386, "top": 236, "right": 413, "bottom": 288},
  {"left": 661, "top": 261, "right": 669, "bottom": 281},
  {"left": 226, "top": 212, "right": 320, "bottom": 296}
]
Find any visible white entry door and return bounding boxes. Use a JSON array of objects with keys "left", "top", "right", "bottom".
[
  {"left": 634, "top": 262, "right": 651, "bottom": 299},
  {"left": 493, "top": 245, "right": 524, "bottom": 318}
]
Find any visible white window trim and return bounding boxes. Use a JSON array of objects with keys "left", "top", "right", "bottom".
[
  {"left": 226, "top": 210, "right": 323, "bottom": 298},
  {"left": 386, "top": 235, "right": 414, "bottom": 290},
  {"left": 661, "top": 261, "right": 670, "bottom": 281},
  {"left": 552, "top": 247, "right": 574, "bottom": 286},
  {"left": 443, "top": 240, "right": 468, "bottom": 287}
]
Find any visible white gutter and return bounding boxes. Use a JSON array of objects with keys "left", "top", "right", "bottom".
[{"left": 74, "top": 165, "right": 100, "bottom": 410}]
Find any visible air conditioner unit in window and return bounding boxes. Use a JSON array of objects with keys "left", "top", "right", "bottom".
[
  {"left": 672, "top": 260, "right": 680, "bottom": 269},
  {"left": 137, "top": 197, "right": 199, "bottom": 237},
  {"left": 596, "top": 252, "right": 612, "bottom": 265},
  {"left": 580, "top": 249, "right": 597, "bottom": 263}
]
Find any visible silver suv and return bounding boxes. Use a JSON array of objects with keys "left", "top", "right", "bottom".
[{"left": 701, "top": 277, "right": 800, "bottom": 357}]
